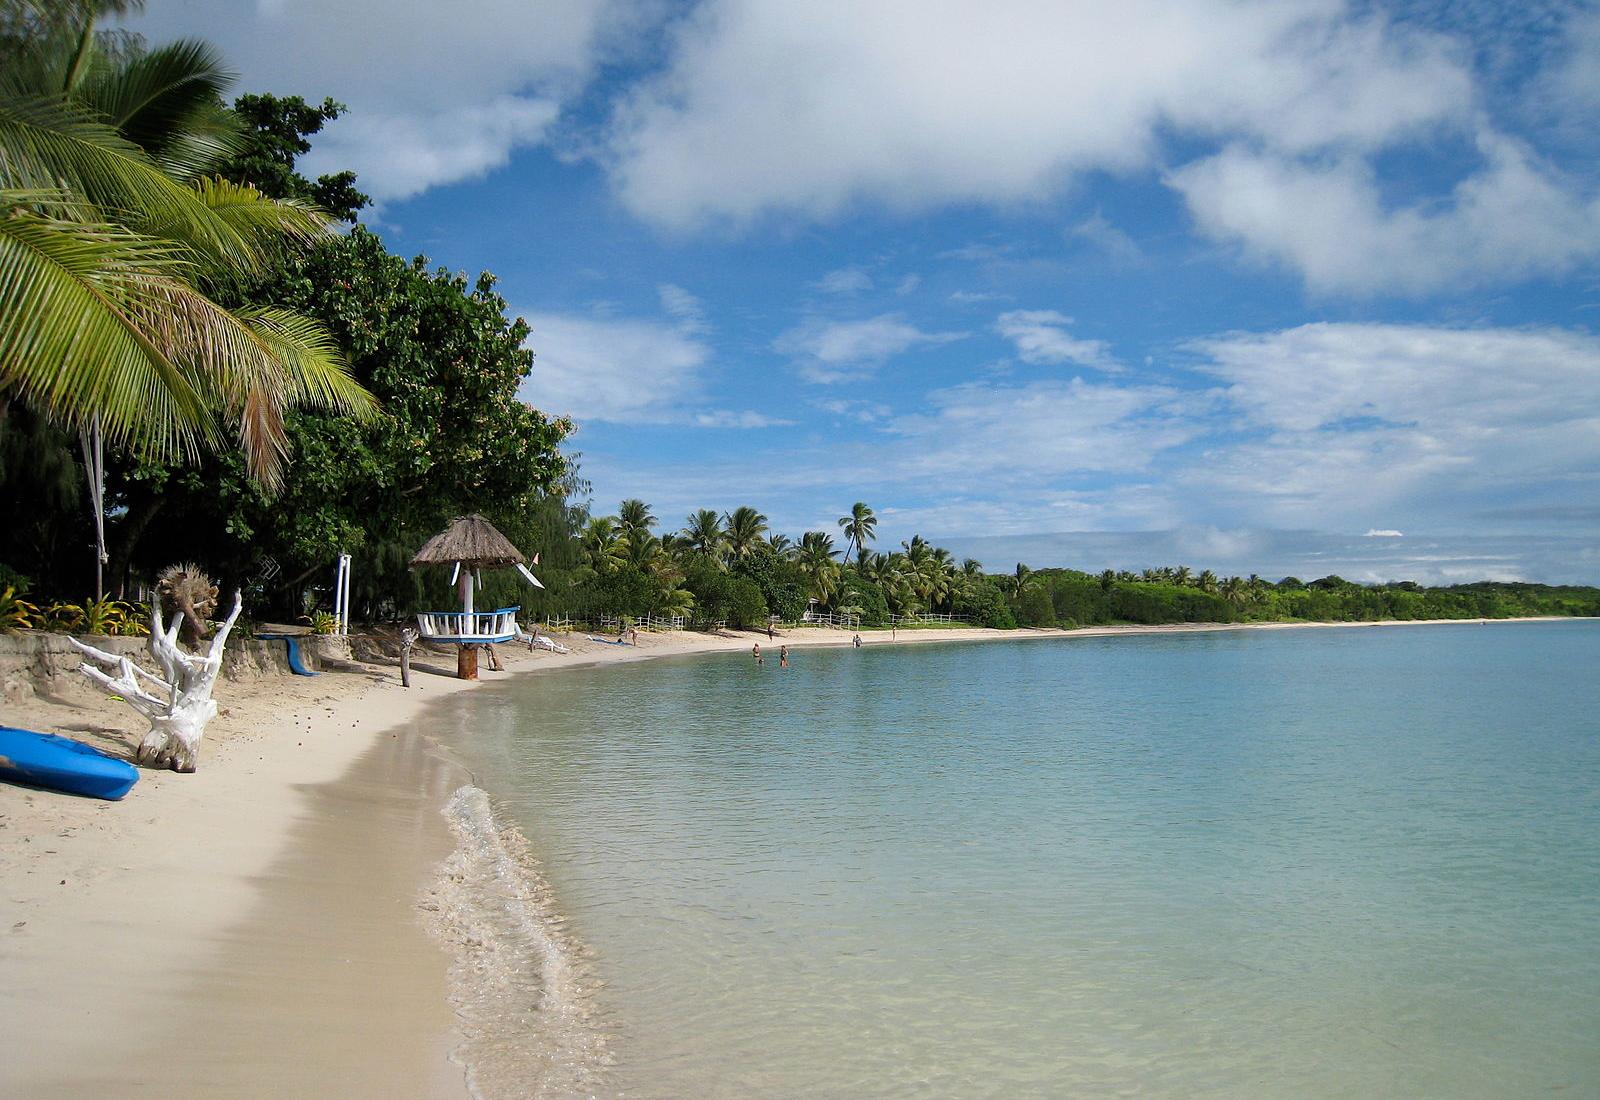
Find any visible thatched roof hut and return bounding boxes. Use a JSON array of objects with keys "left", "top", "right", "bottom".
[{"left": 410, "top": 514, "right": 526, "bottom": 569}]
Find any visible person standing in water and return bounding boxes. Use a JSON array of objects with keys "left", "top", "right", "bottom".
[
  {"left": 753, "top": 643, "right": 763, "bottom": 667},
  {"left": 780, "top": 645, "right": 789, "bottom": 669},
  {"left": 852, "top": 633, "right": 862, "bottom": 648}
]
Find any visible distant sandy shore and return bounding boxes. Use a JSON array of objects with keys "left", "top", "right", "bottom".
[{"left": 1, "top": 615, "right": 1590, "bottom": 1097}]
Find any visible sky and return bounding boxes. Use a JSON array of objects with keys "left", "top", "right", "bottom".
[{"left": 128, "top": 1, "right": 1600, "bottom": 584}]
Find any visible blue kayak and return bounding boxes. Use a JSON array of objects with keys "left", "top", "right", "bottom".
[{"left": 0, "top": 726, "right": 140, "bottom": 800}]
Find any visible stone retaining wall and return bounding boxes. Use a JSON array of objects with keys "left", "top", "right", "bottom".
[{"left": 0, "top": 631, "right": 354, "bottom": 704}]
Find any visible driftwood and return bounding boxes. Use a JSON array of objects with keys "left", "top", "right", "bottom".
[
  {"left": 69, "top": 591, "right": 243, "bottom": 772},
  {"left": 400, "top": 627, "right": 417, "bottom": 688}
]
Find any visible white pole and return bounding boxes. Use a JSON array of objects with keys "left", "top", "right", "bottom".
[{"left": 337, "top": 553, "right": 352, "bottom": 634}]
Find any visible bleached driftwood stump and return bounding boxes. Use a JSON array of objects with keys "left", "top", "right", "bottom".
[{"left": 70, "top": 590, "right": 243, "bottom": 772}]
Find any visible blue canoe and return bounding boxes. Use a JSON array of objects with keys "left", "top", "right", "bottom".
[{"left": 0, "top": 726, "right": 140, "bottom": 800}]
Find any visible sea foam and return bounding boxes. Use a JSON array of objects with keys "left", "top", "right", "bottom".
[{"left": 422, "top": 785, "right": 612, "bottom": 1100}]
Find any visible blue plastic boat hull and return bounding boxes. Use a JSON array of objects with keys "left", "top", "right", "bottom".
[{"left": 0, "top": 726, "right": 140, "bottom": 800}]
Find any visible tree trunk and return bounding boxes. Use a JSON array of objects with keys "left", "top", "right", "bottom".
[
  {"left": 71, "top": 591, "right": 243, "bottom": 772},
  {"left": 457, "top": 644, "right": 478, "bottom": 680}
]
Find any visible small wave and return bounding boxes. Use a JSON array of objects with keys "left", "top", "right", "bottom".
[{"left": 421, "top": 785, "right": 614, "bottom": 1099}]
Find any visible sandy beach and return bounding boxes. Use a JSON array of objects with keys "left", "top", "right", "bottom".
[{"left": 0, "top": 616, "right": 1584, "bottom": 1097}]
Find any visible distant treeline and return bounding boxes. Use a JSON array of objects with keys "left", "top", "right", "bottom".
[{"left": 1025, "top": 570, "right": 1600, "bottom": 628}]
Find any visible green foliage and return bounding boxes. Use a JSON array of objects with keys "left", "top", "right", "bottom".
[
  {"left": 305, "top": 609, "right": 337, "bottom": 635},
  {"left": 222, "top": 94, "right": 368, "bottom": 220},
  {"left": 952, "top": 576, "right": 1015, "bottom": 629},
  {"left": 108, "top": 225, "right": 571, "bottom": 617},
  {"left": 840, "top": 572, "right": 890, "bottom": 627},
  {"left": 1, "top": 583, "right": 39, "bottom": 632},
  {"left": 731, "top": 543, "right": 807, "bottom": 622},
  {"left": 1012, "top": 585, "right": 1057, "bottom": 627},
  {"left": 40, "top": 594, "right": 145, "bottom": 634}
]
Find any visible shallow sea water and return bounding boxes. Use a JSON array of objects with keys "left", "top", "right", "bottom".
[{"left": 435, "top": 621, "right": 1600, "bottom": 1098}]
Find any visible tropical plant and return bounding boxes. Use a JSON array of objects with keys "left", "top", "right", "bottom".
[
  {"left": 0, "top": 583, "right": 39, "bottom": 631},
  {"left": 0, "top": 20, "right": 375, "bottom": 486},
  {"left": 682, "top": 508, "right": 725, "bottom": 560},
  {"left": 766, "top": 532, "right": 793, "bottom": 559},
  {"left": 723, "top": 506, "right": 768, "bottom": 561},
  {"left": 306, "top": 609, "right": 337, "bottom": 634},
  {"left": 617, "top": 498, "right": 656, "bottom": 541},
  {"left": 580, "top": 516, "right": 627, "bottom": 576},
  {"left": 796, "top": 530, "right": 842, "bottom": 604},
  {"left": 837, "top": 501, "right": 877, "bottom": 565},
  {"left": 1000, "top": 562, "right": 1035, "bottom": 601}
]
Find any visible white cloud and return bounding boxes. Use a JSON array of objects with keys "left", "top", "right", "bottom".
[
  {"left": 1183, "top": 323, "right": 1600, "bottom": 527},
  {"left": 129, "top": 0, "right": 635, "bottom": 202},
  {"left": 774, "top": 314, "right": 965, "bottom": 383},
  {"left": 884, "top": 377, "right": 1206, "bottom": 485},
  {"left": 693, "top": 410, "right": 795, "bottom": 429},
  {"left": 657, "top": 283, "right": 707, "bottom": 331},
  {"left": 1170, "top": 133, "right": 1600, "bottom": 295},
  {"left": 519, "top": 312, "right": 710, "bottom": 424},
  {"left": 814, "top": 268, "right": 874, "bottom": 294},
  {"left": 1068, "top": 212, "right": 1143, "bottom": 265},
  {"left": 995, "top": 310, "right": 1121, "bottom": 371},
  {"left": 603, "top": 1, "right": 1472, "bottom": 229}
]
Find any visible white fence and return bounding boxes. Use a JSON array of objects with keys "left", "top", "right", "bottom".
[
  {"left": 794, "top": 609, "right": 861, "bottom": 629},
  {"left": 888, "top": 612, "right": 969, "bottom": 626}
]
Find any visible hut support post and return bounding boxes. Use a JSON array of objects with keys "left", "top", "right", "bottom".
[{"left": 457, "top": 562, "right": 476, "bottom": 679}]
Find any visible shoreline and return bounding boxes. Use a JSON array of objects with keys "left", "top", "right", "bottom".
[{"left": 1, "top": 613, "right": 1590, "bottom": 1096}]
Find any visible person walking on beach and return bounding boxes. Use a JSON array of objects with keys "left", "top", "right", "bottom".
[
  {"left": 767, "top": 621, "right": 775, "bottom": 640},
  {"left": 753, "top": 643, "right": 763, "bottom": 667},
  {"left": 780, "top": 645, "right": 789, "bottom": 669}
]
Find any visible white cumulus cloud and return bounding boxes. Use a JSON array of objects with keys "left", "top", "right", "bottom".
[
  {"left": 996, "top": 310, "right": 1120, "bottom": 371},
  {"left": 774, "top": 314, "right": 965, "bottom": 383}
]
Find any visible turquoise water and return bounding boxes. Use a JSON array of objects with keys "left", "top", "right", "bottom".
[{"left": 438, "top": 622, "right": 1600, "bottom": 1098}]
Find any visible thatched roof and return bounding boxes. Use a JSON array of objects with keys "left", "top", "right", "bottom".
[{"left": 410, "top": 514, "right": 527, "bottom": 568}]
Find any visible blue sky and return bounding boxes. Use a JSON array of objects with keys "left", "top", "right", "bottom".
[{"left": 132, "top": 2, "right": 1600, "bottom": 583}]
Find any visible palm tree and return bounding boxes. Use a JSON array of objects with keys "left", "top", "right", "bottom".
[
  {"left": 796, "top": 530, "right": 841, "bottom": 605},
  {"left": 617, "top": 498, "right": 656, "bottom": 541},
  {"left": 682, "top": 508, "right": 724, "bottom": 561},
  {"left": 2, "top": 18, "right": 372, "bottom": 593},
  {"left": 1000, "top": 562, "right": 1034, "bottom": 602},
  {"left": 0, "top": 23, "right": 371, "bottom": 480},
  {"left": 1198, "top": 569, "right": 1218, "bottom": 593},
  {"left": 837, "top": 501, "right": 877, "bottom": 566},
  {"left": 723, "top": 506, "right": 767, "bottom": 561},
  {"left": 1099, "top": 568, "right": 1116, "bottom": 591},
  {"left": 766, "top": 532, "right": 794, "bottom": 559},
  {"left": 1221, "top": 575, "right": 1248, "bottom": 607},
  {"left": 580, "top": 516, "right": 627, "bottom": 575}
]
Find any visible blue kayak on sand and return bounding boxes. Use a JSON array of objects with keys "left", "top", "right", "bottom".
[{"left": 0, "top": 726, "right": 140, "bottom": 800}]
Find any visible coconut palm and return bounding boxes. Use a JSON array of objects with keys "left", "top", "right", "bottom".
[
  {"left": 1222, "top": 575, "right": 1248, "bottom": 607},
  {"left": 1198, "top": 569, "right": 1218, "bottom": 593},
  {"left": 1173, "top": 565, "right": 1193, "bottom": 587},
  {"left": 1000, "top": 562, "right": 1034, "bottom": 601},
  {"left": 723, "top": 506, "right": 767, "bottom": 561},
  {"left": 617, "top": 498, "right": 656, "bottom": 541},
  {"left": 580, "top": 516, "right": 627, "bottom": 575},
  {"left": 1099, "top": 568, "right": 1116, "bottom": 591},
  {"left": 766, "top": 532, "right": 794, "bottom": 559},
  {"left": 796, "top": 530, "right": 841, "bottom": 604},
  {"left": 837, "top": 501, "right": 876, "bottom": 566},
  {"left": 0, "top": 22, "right": 371, "bottom": 483},
  {"left": 682, "top": 508, "right": 725, "bottom": 561}
]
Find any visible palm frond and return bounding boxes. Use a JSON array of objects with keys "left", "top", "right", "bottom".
[
  {"left": 0, "top": 192, "right": 206, "bottom": 459},
  {"left": 0, "top": 92, "right": 307, "bottom": 274}
]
